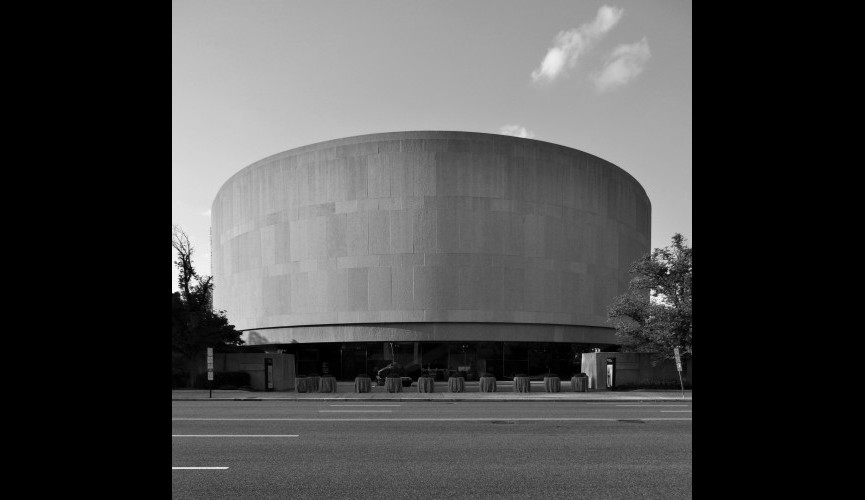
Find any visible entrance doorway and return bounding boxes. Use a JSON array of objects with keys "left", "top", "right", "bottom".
[
  {"left": 264, "top": 358, "right": 273, "bottom": 391},
  {"left": 606, "top": 358, "right": 616, "bottom": 389}
]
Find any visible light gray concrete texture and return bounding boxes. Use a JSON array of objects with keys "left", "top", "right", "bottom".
[
  {"left": 212, "top": 131, "right": 650, "bottom": 341},
  {"left": 582, "top": 352, "right": 692, "bottom": 390}
]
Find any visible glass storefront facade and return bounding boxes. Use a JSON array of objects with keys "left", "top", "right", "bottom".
[{"left": 269, "top": 341, "right": 619, "bottom": 381}]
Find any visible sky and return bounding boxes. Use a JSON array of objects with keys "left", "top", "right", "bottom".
[{"left": 172, "top": 0, "right": 691, "bottom": 292}]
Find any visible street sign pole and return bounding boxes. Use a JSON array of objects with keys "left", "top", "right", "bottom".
[
  {"left": 207, "top": 347, "right": 214, "bottom": 399},
  {"left": 674, "top": 347, "right": 684, "bottom": 399}
]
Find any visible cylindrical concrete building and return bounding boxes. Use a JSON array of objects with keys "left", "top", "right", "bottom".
[{"left": 212, "top": 131, "right": 650, "bottom": 380}]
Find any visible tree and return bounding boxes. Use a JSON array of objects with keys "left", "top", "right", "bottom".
[
  {"left": 172, "top": 225, "right": 243, "bottom": 387},
  {"left": 172, "top": 225, "right": 212, "bottom": 312},
  {"left": 607, "top": 233, "right": 692, "bottom": 361}
]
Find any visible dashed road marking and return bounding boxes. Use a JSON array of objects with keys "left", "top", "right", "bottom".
[
  {"left": 172, "top": 434, "right": 299, "bottom": 437},
  {"left": 329, "top": 404, "right": 402, "bottom": 407},
  {"left": 587, "top": 402, "right": 690, "bottom": 405},
  {"left": 318, "top": 410, "right": 393, "bottom": 413},
  {"left": 617, "top": 405, "right": 689, "bottom": 407},
  {"left": 172, "top": 467, "right": 229, "bottom": 470}
]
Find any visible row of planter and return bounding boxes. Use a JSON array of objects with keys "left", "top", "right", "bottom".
[
  {"left": 403, "top": 374, "right": 589, "bottom": 393},
  {"left": 294, "top": 374, "right": 590, "bottom": 393},
  {"left": 295, "top": 375, "right": 338, "bottom": 393}
]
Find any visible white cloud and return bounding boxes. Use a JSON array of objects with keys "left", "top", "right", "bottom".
[
  {"left": 592, "top": 37, "right": 651, "bottom": 91},
  {"left": 499, "top": 125, "right": 535, "bottom": 139},
  {"left": 531, "top": 5, "right": 624, "bottom": 83}
]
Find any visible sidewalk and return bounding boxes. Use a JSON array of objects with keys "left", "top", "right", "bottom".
[{"left": 173, "top": 381, "right": 692, "bottom": 402}]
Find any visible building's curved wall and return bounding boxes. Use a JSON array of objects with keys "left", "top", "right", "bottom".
[
  {"left": 243, "top": 323, "right": 621, "bottom": 346},
  {"left": 212, "top": 131, "right": 650, "bottom": 335}
]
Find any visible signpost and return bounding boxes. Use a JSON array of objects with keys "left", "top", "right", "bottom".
[
  {"left": 673, "top": 347, "right": 684, "bottom": 399},
  {"left": 207, "top": 347, "right": 214, "bottom": 399}
]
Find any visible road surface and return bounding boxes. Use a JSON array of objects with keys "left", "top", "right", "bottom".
[{"left": 172, "top": 401, "right": 691, "bottom": 499}]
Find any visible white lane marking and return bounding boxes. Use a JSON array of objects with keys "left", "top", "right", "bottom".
[
  {"left": 617, "top": 405, "right": 689, "bottom": 407},
  {"left": 318, "top": 410, "right": 393, "bottom": 413},
  {"left": 329, "top": 404, "right": 402, "bottom": 407},
  {"left": 588, "top": 399, "right": 682, "bottom": 405},
  {"left": 172, "top": 434, "right": 299, "bottom": 437},
  {"left": 587, "top": 402, "right": 690, "bottom": 405},
  {"left": 660, "top": 410, "right": 692, "bottom": 413},
  {"left": 173, "top": 467, "right": 229, "bottom": 470},
  {"left": 171, "top": 418, "right": 690, "bottom": 421}
]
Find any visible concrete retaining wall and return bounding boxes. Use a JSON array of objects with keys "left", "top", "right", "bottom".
[
  {"left": 581, "top": 352, "right": 691, "bottom": 390},
  {"left": 197, "top": 352, "right": 296, "bottom": 391}
]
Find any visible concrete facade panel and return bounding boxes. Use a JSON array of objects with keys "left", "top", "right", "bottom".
[
  {"left": 412, "top": 208, "right": 437, "bottom": 253},
  {"left": 212, "top": 132, "right": 650, "bottom": 337},
  {"left": 367, "top": 154, "right": 389, "bottom": 199},
  {"left": 459, "top": 266, "right": 503, "bottom": 311},
  {"left": 436, "top": 209, "right": 460, "bottom": 253},
  {"left": 368, "top": 211, "right": 390, "bottom": 255},
  {"left": 389, "top": 210, "right": 413, "bottom": 254},
  {"left": 414, "top": 265, "right": 459, "bottom": 310},
  {"left": 391, "top": 265, "right": 414, "bottom": 310},
  {"left": 325, "top": 214, "right": 347, "bottom": 258},
  {"left": 345, "top": 211, "right": 368, "bottom": 256},
  {"left": 346, "top": 267, "right": 369, "bottom": 311},
  {"left": 368, "top": 266, "right": 392, "bottom": 310}
]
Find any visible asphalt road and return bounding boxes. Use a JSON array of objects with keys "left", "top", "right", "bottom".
[{"left": 172, "top": 401, "right": 692, "bottom": 499}]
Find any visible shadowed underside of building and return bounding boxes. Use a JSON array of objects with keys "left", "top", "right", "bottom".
[{"left": 212, "top": 131, "right": 650, "bottom": 380}]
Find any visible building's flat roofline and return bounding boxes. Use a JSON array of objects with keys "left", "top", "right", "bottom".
[{"left": 215, "top": 130, "right": 649, "bottom": 207}]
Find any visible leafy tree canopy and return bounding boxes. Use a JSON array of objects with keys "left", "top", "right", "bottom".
[
  {"left": 607, "top": 233, "right": 692, "bottom": 361},
  {"left": 172, "top": 225, "right": 243, "bottom": 361}
]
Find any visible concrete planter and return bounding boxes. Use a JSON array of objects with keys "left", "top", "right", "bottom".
[
  {"left": 319, "top": 376, "right": 337, "bottom": 393},
  {"left": 479, "top": 376, "right": 496, "bottom": 392},
  {"left": 417, "top": 376, "right": 435, "bottom": 393},
  {"left": 354, "top": 375, "right": 371, "bottom": 393},
  {"left": 295, "top": 377, "right": 308, "bottom": 393},
  {"left": 513, "top": 376, "right": 531, "bottom": 392},
  {"left": 448, "top": 376, "right": 465, "bottom": 393},
  {"left": 305, "top": 376, "right": 321, "bottom": 392},
  {"left": 385, "top": 376, "right": 403, "bottom": 393},
  {"left": 571, "top": 375, "right": 588, "bottom": 392},
  {"left": 543, "top": 376, "right": 561, "bottom": 393}
]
